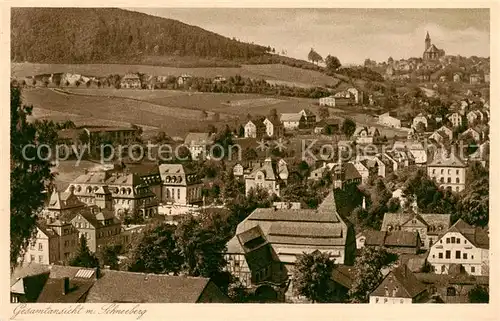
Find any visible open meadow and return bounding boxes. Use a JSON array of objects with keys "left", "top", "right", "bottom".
[{"left": 22, "top": 85, "right": 408, "bottom": 138}]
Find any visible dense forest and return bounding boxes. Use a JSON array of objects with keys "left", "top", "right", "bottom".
[{"left": 11, "top": 8, "right": 274, "bottom": 64}]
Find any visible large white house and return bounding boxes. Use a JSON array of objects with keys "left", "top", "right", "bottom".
[
  {"left": 280, "top": 113, "right": 304, "bottom": 130},
  {"left": 378, "top": 112, "right": 401, "bottom": 128},
  {"left": 427, "top": 219, "right": 489, "bottom": 276},
  {"left": 427, "top": 149, "right": 467, "bottom": 192}
]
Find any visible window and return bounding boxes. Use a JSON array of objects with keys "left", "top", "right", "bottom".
[
  {"left": 471, "top": 266, "right": 475, "bottom": 273},
  {"left": 440, "top": 239, "right": 442, "bottom": 244},
  {"left": 456, "top": 178, "right": 460, "bottom": 184},
  {"left": 445, "top": 250, "right": 451, "bottom": 259},
  {"left": 375, "top": 297, "right": 379, "bottom": 303},
  {"left": 472, "top": 255, "right": 474, "bottom": 259},
  {"left": 446, "top": 238, "right": 450, "bottom": 244},
  {"left": 456, "top": 238, "right": 460, "bottom": 244},
  {"left": 11, "top": 296, "right": 19, "bottom": 303},
  {"left": 438, "top": 253, "right": 443, "bottom": 259},
  {"left": 432, "top": 169, "right": 436, "bottom": 174},
  {"left": 384, "top": 287, "right": 389, "bottom": 296},
  {"left": 447, "top": 287, "right": 456, "bottom": 296},
  {"left": 455, "top": 250, "right": 461, "bottom": 259},
  {"left": 441, "top": 169, "right": 444, "bottom": 174},
  {"left": 441, "top": 265, "right": 446, "bottom": 273},
  {"left": 464, "top": 240, "right": 467, "bottom": 244},
  {"left": 38, "top": 255, "right": 43, "bottom": 263},
  {"left": 432, "top": 254, "right": 435, "bottom": 258},
  {"left": 448, "top": 169, "right": 451, "bottom": 174},
  {"left": 447, "top": 177, "right": 451, "bottom": 183},
  {"left": 38, "top": 243, "right": 43, "bottom": 251},
  {"left": 64, "top": 240, "right": 69, "bottom": 247},
  {"left": 384, "top": 298, "right": 388, "bottom": 303},
  {"left": 456, "top": 169, "right": 459, "bottom": 175},
  {"left": 177, "top": 189, "right": 180, "bottom": 199},
  {"left": 451, "top": 237, "right": 455, "bottom": 243},
  {"left": 463, "top": 253, "right": 468, "bottom": 259},
  {"left": 30, "top": 255, "right": 35, "bottom": 262},
  {"left": 400, "top": 299, "right": 404, "bottom": 304}
]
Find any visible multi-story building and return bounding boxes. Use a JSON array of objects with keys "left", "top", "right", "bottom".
[
  {"left": 280, "top": 113, "right": 304, "bottom": 130},
  {"left": 43, "top": 187, "right": 86, "bottom": 219},
  {"left": 67, "top": 170, "right": 159, "bottom": 218},
  {"left": 70, "top": 206, "right": 122, "bottom": 253},
  {"left": 263, "top": 117, "right": 284, "bottom": 137},
  {"left": 83, "top": 126, "right": 137, "bottom": 145},
  {"left": 381, "top": 212, "right": 451, "bottom": 249},
  {"left": 353, "top": 126, "right": 380, "bottom": 145},
  {"left": 298, "top": 109, "right": 316, "bottom": 128},
  {"left": 159, "top": 164, "right": 203, "bottom": 205},
  {"left": 369, "top": 265, "right": 427, "bottom": 304},
  {"left": 427, "top": 149, "right": 467, "bottom": 192},
  {"left": 22, "top": 219, "right": 79, "bottom": 265},
  {"left": 244, "top": 158, "right": 287, "bottom": 197},
  {"left": 447, "top": 112, "right": 463, "bottom": 128},
  {"left": 427, "top": 219, "right": 489, "bottom": 276},
  {"left": 225, "top": 191, "right": 355, "bottom": 297},
  {"left": 184, "top": 132, "right": 212, "bottom": 160},
  {"left": 244, "top": 119, "right": 266, "bottom": 139}
]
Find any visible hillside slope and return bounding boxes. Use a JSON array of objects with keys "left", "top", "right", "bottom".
[{"left": 11, "top": 8, "right": 271, "bottom": 64}]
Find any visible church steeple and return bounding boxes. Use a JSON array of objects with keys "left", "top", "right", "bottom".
[{"left": 425, "top": 31, "right": 431, "bottom": 50}]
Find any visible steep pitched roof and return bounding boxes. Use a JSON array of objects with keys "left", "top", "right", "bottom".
[
  {"left": 37, "top": 278, "right": 95, "bottom": 303},
  {"left": 371, "top": 265, "right": 426, "bottom": 299},
  {"left": 446, "top": 219, "right": 489, "bottom": 249},
  {"left": 280, "top": 113, "right": 303, "bottom": 122},
  {"left": 246, "top": 158, "right": 279, "bottom": 181},
  {"left": 85, "top": 270, "right": 228, "bottom": 303},
  {"left": 428, "top": 149, "right": 466, "bottom": 167}
]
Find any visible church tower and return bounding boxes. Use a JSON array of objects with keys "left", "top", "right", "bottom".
[{"left": 425, "top": 31, "right": 431, "bottom": 51}]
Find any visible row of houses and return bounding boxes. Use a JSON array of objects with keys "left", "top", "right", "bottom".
[
  {"left": 243, "top": 109, "right": 317, "bottom": 138},
  {"left": 11, "top": 264, "right": 231, "bottom": 303}
]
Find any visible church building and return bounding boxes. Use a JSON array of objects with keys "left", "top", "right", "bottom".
[{"left": 423, "top": 32, "right": 445, "bottom": 61}]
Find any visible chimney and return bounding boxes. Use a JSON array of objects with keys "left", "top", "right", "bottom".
[{"left": 62, "top": 277, "right": 70, "bottom": 295}]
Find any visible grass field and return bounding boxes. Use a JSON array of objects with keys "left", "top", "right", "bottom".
[
  {"left": 22, "top": 86, "right": 408, "bottom": 138},
  {"left": 12, "top": 62, "right": 341, "bottom": 88}
]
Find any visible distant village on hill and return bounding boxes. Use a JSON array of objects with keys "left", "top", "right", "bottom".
[{"left": 10, "top": 7, "right": 490, "bottom": 306}]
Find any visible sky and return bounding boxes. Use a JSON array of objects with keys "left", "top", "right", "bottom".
[{"left": 128, "top": 8, "right": 490, "bottom": 65}]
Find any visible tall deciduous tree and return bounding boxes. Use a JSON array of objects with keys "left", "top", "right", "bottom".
[
  {"left": 348, "top": 247, "right": 398, "bottom": 303},
  {"left": 69, "top": 236, "right": 100, "bottom": 268},
  {"left": 175, "top": 215, "right": 227, "bottom": 278},
  {"left": 293, "top": 251, "right": 336, "bottom": 303},
  {"left": 325, "top": 55, "right": 341, "bottom": 72},
  {"left": 341, "top": 118, "right": 357, "bottom": 138},
  {"left": 127, "top": 223, "right": 182, "bottom": 274},
  {"left": 10, "top": 86, "right": 54, "bottom": 268}
]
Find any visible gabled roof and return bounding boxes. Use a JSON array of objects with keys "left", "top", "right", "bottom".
[
  {"left": 85, "top": 270, "right": 229, "bottom": 303},
  {"left": 184, "top": 132, "right": 212, "bottom": 145},
  {"left": 230, "top": 191, "right": 349, "bottom": 254},
  {"left": 280, "top": 113, "right": 303, "bottom": 122},
  {"left": 247, "top": 118, "right": 266, "bottom": 129},
  {"left": 371, "top": 265, "right": 426, "bottom": 299},
  {"left": 444, "top": 219, "right": 489, "bottom": 249},
  {"left": 428, "top": 149, "right": 466, "bottom": 167},
  {"left": 381, "top": 212, "right": 451, "bottom": 233},
  {"left": 300, "top": 109, "right": 315, "bottom": 117},
  {"left": 246, "top": 158, "right": 279, "bottom": 181}
]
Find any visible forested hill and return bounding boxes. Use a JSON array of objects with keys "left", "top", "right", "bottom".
[{"left": 11, "top": 8, "right": 273, "bottom": 65}]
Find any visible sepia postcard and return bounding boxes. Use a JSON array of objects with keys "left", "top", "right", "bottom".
[{"left": 1, "top": 1, "right": 499, "bottom": 321}]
